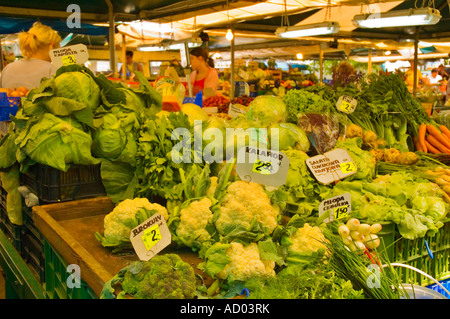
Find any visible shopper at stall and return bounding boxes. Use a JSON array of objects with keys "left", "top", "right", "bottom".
[
  {"left": 428, "top": 68, "right": 442, "bottom": 84},
  {"left": 189, "top": 47, "right": 219, "bottom": 98},
  {"left": 121, "top": 50, "right": 143, "bottom": 80},
  {"left": 438, "top": 64, "right": 450, "bottom": 80},
  {"left": 405, "top": 60, "right": 423, "bottom": 88},
  {"left": 0, "top": 22, "right": 61, "bottom": 90}
]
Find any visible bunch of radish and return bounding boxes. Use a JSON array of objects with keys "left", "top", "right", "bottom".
[{"left": 338, "top": 218, "right": 382, "bottom": 253}]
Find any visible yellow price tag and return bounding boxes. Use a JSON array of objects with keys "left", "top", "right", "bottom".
[
  {"left": 339, "top": 100, "right": 352, "bottom": 112},
  {"left": 62, "top": 55, "right": 76, "bottom": 66},
  {"left": 141, "top": 224, "right": 161, "bottom": 250},
  {"left": 340, "top": 161, "right": 357, "bottom": 174},
  {"left": 252, "top": 159, "right": 273, "bottom": 175},
  {"left": 333, "top": 205, "right": 349, "bottom": 220}
]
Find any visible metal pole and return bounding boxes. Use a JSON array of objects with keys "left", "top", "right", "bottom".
[
  {"left": 0, "top": 37, "right": 4, "bottom": 71},
  {"left": 319, "top": 47, "right": 324, "bottom": 86},
  {"left": 121, "top": 33, "right": 126, "bottom": 82},
  {"left": 368, "top": 48, "right": 372, "bottom": 74},
  {"left": 106, "top": 0, "right": 116, "bottom": 75},
  {"left": 230, "top": 25, "right": 235, "bottom": 99},
  {"left": 413, "top": 28, "right": 419, "bottom": 97}
]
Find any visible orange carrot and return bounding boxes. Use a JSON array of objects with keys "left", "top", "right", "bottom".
[
  {"left": 419, "top": 124, "right": 427, "bottom": 153},
  {"left": 425, "top": 140, "right": 440, "bottom": 154},
  {"left": 426, "top": 134, "right": 450, "bottom": 154},
  {"left": 439, "top": 125, "right": 450, "bottom": 140},
  {"left": 427, "top": 124, "right": 450, "bottom": 149},
  {"left": 413, "top": 136, "right": 423, "bottom": 152}
]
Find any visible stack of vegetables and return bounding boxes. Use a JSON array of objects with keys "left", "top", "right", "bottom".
[
  {"left": 2, "top": 63, "right": 448, "bottom": 299},
  {"left": 97, "top": 72, "right": 450, "bottom": 299}
]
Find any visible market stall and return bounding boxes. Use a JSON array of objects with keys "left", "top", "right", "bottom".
[{"left": 0, "top": 0, "right": 450, "bottom": 303}]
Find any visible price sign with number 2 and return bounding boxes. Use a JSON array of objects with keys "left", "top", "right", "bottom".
[
  {"left": 340, "top": 161, "right": 356, "bottom": 174},
  {"left": 141, "top": 224, "right": 162, "bottom": 250},
  {"left": 252, "top": 159, "right": 273, "bottom": 175}
]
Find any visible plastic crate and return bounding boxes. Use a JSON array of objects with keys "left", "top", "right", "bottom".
[
  {"left": 0, "top": 204, "right": 23, "bottom": 253},
  {"left": 427, "top": 279, "right": 450, "bottom": 299},
  {"left": 0, "top": 93, "right": 20, "bottom": 121},
  {"left": 377, "top": 218, "right": 450, "bottom": 286},
  {"left": 20, "top": 203, "right": 45, "bottom": 282},
  {"left": 43, "top": 240, "right": 97, "bottom": 299},
  {"left": 0, "top": 181, "right": 7, "bottom": 210},
  {"left": 20, "top": 163, "right": 106, "bottom": 204}
]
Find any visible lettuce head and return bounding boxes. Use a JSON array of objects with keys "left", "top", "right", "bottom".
[
  {"left": 247, "top": 95, "right": 287, "bottom": 126},
  {"left": 269, "top": 123, "right": 310, "bottom": 152}
]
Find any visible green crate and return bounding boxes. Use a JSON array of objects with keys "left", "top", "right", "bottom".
[
  {"left": 377, "top": 218, "right": 450, "bottom": 286},
  {"left": 43, "top": 240, "right": 97, "bottom": 299}
]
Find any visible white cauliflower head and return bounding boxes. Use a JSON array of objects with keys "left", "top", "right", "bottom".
[
  {"left": 102, "top": 198, "right": 168, "bottom": 245},
  {"left": 215, "top": 181, "right": 280, "bottom": 235},
  {"left": 176, "top": 197, "right": 213, "bottom": 247},
  {"left": 217, "top": 242, "right": 276, "bottom": 282}
]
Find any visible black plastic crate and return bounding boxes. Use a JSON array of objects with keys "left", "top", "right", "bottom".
[
  {"left": 0, "top": 181, "right": 7, "bottom": 210},
  {"left": 20, "top": 164, "right": 106, "bottom": 204},
  {"left": 21, "top": 230, "right": 45, "bottom": 283},
  {"left": 0, "top": 205, "right": 23, "bottom": 253}
]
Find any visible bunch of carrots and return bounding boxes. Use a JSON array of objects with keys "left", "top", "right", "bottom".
[{"left": 414, "top": 123, "right": 450, "bottom": 154}]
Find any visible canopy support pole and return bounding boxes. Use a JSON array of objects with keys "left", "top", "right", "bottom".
[
  {"left": 230, "top": 25, "right": 235, "bottom": 99},
  {"left": 106, "top": 0, "right": 116, "bottom": 75},
  {"left": 413, "top": 27, "right": 419, "bottom": 97},
  {"left": 368, "top": 48, "right": 372, "bottom": 74},
  {"left": 121, "top": 33, "right": 126, "bottom": 82},
  {"left": 319, "top": 46, "right": 324, "bottom": 85}
]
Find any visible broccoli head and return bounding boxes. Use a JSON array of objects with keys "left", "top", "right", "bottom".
[{"left": 119, "top": 254, "right": 197, "bottom": 299}]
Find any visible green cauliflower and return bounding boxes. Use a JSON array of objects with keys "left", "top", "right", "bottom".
[{"left": 101, "top": 254, "right": 197, "bottom": 299}]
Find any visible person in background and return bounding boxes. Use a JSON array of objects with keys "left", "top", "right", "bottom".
[
  {"left": 0, "top": 22, "right": 61, "bottom": 90},
  {"left": 428, "top": 68, "right": 442, "bottom": 84},
  {"left": 438, "top": 64, "right": 450, "bottom": 80},
  {"left": 121, "top": 50, "right": 143, "bottom": 80},
  {"left": 189, "top": 47, "right": 218, "bottom": 98},
  {"left": 405, "top": 60, "right": 423, "bottom": 88}
]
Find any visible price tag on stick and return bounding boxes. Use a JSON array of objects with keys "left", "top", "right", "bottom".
[
  {"left": 319, "top": 193, "right": 352, "bottom": 223},
  {"left": 130, "top": 213, "right": 171, "bottom": 261},
  {"left": 50, "top": 44, "right": 89, "bottom": 68},
  {"left": 306, "top": 148, "right": 358, "bottom": 185},
  {"left": 236, "top": 146, "right": 289, "bottom": 187},
  {"left": 336, "top": 95, "right": 358, "bottom": 114}
]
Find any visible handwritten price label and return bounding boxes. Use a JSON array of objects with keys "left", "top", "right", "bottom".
[
  {"left": 340, "top": 161, "right": 357, "bottom": 174},
  {"left": 252, "top": 159, "right": 273, "bottom": 175},
  {"left": 333, "top": 205, "right": 349, "bottom": 220},
  {"left": 336, "top": 96, "right": 357, "bottom": 114},
  {"left": 141, "top": 224, "right": 162, "bottom": 250},
  {"left": 61, "top": 55, "right": 76, "bottom": 66}
]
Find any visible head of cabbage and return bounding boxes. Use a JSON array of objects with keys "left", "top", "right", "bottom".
[
  {"left": 54, "top": 71, "right": 100, "bottom": 111},
  {"left": 269, "top": 122, "right": 310, "bottom": 152},
  {"left": 92, "top": 114, "right": 127, "bottom": 159},
  {"left": 247, "top": 95, "right": 287, "bottom": 126}
]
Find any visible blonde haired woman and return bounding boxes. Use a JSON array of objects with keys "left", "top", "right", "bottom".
[{"left": 1, "top": 22, "right": 62, "bottom": 90}]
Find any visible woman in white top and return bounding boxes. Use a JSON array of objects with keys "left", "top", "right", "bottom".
[{"left": 0, "top": 22, "right": 62, "bottom": 90}]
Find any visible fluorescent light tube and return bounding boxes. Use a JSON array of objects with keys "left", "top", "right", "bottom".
[
  {"left": 352, "top": 7, "right": 441, "bottom": 28},
  {"left": 276, "top": 22, "right": 340, "bottom": 38}
]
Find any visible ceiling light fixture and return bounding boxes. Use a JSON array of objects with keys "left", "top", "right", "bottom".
[
  {"left": 226, "top": 29, "right": 234, "bottom": 41},
  {"left": 352, "top": 7, "right": 441, "bottom": 28},
  {"left": 296, "top": 53, "right": 303, "bottom": 59},
  {"left": 276, "top": 21, "right": 340, "bottom": 38}
]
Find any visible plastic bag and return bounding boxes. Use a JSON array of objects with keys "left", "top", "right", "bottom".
[
  {"left": 154, "top": 76, "right": 185, "bottom": 112},
  {"left": 297, "top": 112, "right": 340, "bottom": 154}
]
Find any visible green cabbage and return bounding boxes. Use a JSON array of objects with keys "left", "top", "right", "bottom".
[
  {"left": 54, "top": 71, "right": 100, "bottom": 111},
  {"left": 15, "top": 113, "right": 99, "bottom": 172},
  {"left": 247, "top": 95, "right": 287, "bottom": 126},
  {"left": 92, "top": 114, "right": 127, "bottom": 159},
  {"left": 269, "top": 122, "right": 310, "bottom": 152}
]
